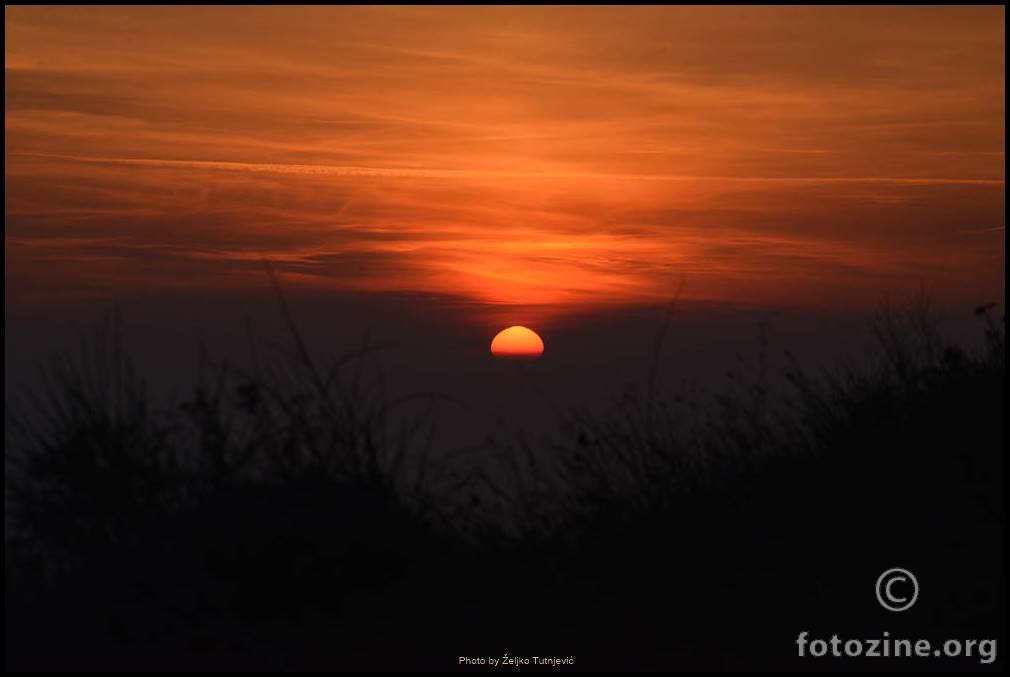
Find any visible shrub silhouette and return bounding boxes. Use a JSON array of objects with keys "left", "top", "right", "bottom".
[{"left": 6, "top": 300, "right": 1005, "bottom": 671}]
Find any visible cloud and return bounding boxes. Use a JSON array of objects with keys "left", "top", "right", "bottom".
[{"left": 5, "top": 6, "right": 1005, "bottom": 317}]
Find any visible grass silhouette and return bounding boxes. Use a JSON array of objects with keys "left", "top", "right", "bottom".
[{"left": 5, "top": 297, "right": 1005, "bottom": 671}]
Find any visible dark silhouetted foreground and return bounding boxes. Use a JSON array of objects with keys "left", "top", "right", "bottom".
[{"left": 6, "top": 303, "right": 1005, "bottom": 671}]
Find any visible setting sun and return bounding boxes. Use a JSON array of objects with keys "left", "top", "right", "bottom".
[{"left": 490, "top": 326, "right": 545, "bottom": 360}]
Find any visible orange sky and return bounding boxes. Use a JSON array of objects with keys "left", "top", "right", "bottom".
[{"left": 5, "top": 6, "right": 1005, "bottom": 324}]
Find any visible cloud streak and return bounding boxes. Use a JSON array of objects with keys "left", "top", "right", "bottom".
[
  {"left": 5, "top": 6, "right": 1005, "bottom": 318},
  {"left": 10, "top": 152, "right": 1005, "bottom": 185}
]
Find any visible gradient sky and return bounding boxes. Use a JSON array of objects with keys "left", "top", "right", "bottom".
[{"left": 5, "top": 6, "right": 1005, "bottom": 330}]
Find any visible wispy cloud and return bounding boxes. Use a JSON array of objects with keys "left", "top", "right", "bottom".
[
  {"left": 5, "top": 6, "right": 1005, "bottom": 315},
  {"left": 11, "top": 152, "right": 1005, "bottom": 186}
]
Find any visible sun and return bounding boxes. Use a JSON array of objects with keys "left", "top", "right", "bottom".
[{"left": 491, "top": 326, "right": 545, "bottom": 360}]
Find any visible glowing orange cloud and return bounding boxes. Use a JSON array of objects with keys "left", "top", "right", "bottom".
[{"left": 4, "top": 6, "right": 1005, "bottom": 319}]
